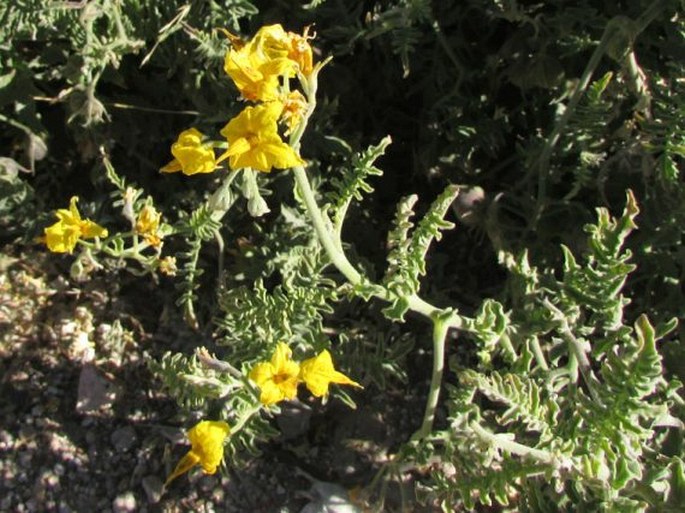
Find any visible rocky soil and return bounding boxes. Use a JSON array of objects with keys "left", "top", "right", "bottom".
[{"left": 0, "top": 249, "right": 435, "bottom": 512}]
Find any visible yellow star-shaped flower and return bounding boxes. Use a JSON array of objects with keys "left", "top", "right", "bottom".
[
  {"left": 220, "top": 102, "right": 304, "bottom": 172},
  {"left": 165, "top": 420, "right": 231, "bottom": 486},
  {"left": 300, "top": 350, "right": 362, "bottom": 398},
  {"left": 161, "top": 128, "right": 218, "bottom": 175},
  {"left": 249, "top": 342, "right": 301, "bottom": 406},
  {"left": 44, "top": 196, "right": 108, "bottom": 254}
]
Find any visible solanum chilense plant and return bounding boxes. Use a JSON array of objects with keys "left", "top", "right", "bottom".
[{"left": 39, "top": 20, "right": 685, "bottom": 512}]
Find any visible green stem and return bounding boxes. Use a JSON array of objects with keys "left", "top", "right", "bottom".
[
  {"left": 543, "top": 299, "right": 601, "bottom": 403},
  {"left": 412, "top": 318, "right": 449, "bottom": 440},
  {"left": 182, "top": 237, "right": 203, "bottom": 329},
  {"left": 293, "top": 164, "right": 462, "bottom": 329},
  {"left": 291, "top": 59, "right": 466, "bottom": 445},
  {"left": 293, "top": 161, "right": 467, "bottom": 441},
  {"left": 292, "top": 165, "right": 362, "bottom": 284},
  {"left": 529, "top": 336, "right": 549, "bottom": 371},
  {"left": 0, "top": 112, "right": 35, "bottom": 136},
  {"left": 533, "top": 25, "right": 613, "bottom": 221},
  {"left": 213, "top": 227, "right": 225, "bottom": 290},
  {"left": 469, "top": 421, "right": 567, "bottom": 467}
]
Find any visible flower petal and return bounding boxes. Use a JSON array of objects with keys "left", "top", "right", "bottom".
[
  {"left": 249, "top": 343, "right": 302, "bottom": 406},
  {"left": 160, "top": 159, "right": 182, "bottom": 173},
  {"left": 271, "top": 342, "right": 293, "bottom": 369},
  {"left": 80, "top": 220, "right": 108, "bottom": 240},
  {"left": 224, "top": 137, "right": 251, "bottom": 157},
  {"left": 249, "top": 362, "right": 274, "bottom": 388},
  {"left": 187, "top": 420, "right": 230, "bottom": 474},
  {"left": 166, "top": 128, "right": 218, "bottom": 176},
  {"left": 300, "top": 350, "right": 362, "bottom": 398},
  {"left": 165, "top": 450, "right": 201, "bottom": 486}
]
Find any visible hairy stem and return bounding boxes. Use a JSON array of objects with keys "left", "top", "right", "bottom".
[
  {"left": 291, "top": 61, "right": 464, "bottom": 444},
  {"left": 412, "top": 317, "right": 449, "bottom": 440},
  {"left": 292, "top": 163, "right": 464, "bottom": 440},
  {"left": 231, "top": 404, "right": 262, "bottom": 434},
  {"left": 529, "top": 336, "right": 550, "bottom": 371},
  {"left": 469, "top": 421, "right": 567, "bottom": 467},
  {"left": 293, "top": 165, "right": 363, "bottom": 284},
  {"left": 292, "top": 164, "right": 462, "bottom": 328},
  {"left": 543, "top": 299, "right": 601, "bottom": 403}
]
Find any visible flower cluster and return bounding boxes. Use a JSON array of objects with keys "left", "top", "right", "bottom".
[
  {"left": 165, "top": 343, "right": 359, "bottom": 485},
  {"left": 43, "top": 188, "right": 170, "bottom": 280},
  {"left": 249, "top": 342, "right": 362, "bottom": 406},
  {"left": 162, "top": 24, "right": 313, "bottom": 175}
]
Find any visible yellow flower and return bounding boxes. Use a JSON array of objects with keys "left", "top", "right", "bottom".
[
  {"left": 165, "top": 420, "right": 231, "bottom": 486},
  {"left": 249, "top": 342, "right": 301, "bottom": 406},
  {"left": 300, "top": 350, "right": 362, "bottom": 398},
  {"left": 161, "top": 128, "right": 218, "bottom": 175},
  {"left": 253, "top": 24, "right": 314, "bottom": 77},
  {"left": 44, "top": 196, "right": 108, "bottom": 254},
  {"left": 135, "top": 205, "right": 163, "bottom": 247},
  {"left": 223, "top": 46, "right": 284, "bottom": 102},
  {"left": 224, "top": 25, "right": 294, "bottom": 102},
  {"left": 220, "top": 102, "right": 304, "bottom": 172},
  {"left": 223, "top": 25, "right": 315, "bottom": 101},
  {"left": 285, "top": 28, "right": 314, "bottom": 77}
]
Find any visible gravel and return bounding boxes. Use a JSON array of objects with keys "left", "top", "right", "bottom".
[{"left": 0, "top": 249, "right": 434, "bottom": 512}]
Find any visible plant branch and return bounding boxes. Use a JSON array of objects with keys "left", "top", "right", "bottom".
[
  {"left": 412, "top": 317, "right": 449, "bottom": 440},
  {"left": 469, "top": 421, "right": 568, "bottom": 468},
  {"left": 543, "top": 299, "right": 602, "bottom": 403}
]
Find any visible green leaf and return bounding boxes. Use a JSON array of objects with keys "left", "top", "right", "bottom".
[{"left": 381, "top": 184, "right": 459, "bottom": 321}]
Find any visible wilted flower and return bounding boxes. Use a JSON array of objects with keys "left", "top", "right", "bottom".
[
  {"left": 249, "top": 342, "right": 301, "bottom": 406},
  {"left": 223, "top": 24, "right": 315, "bottom": 101},
  {"left": 158, "top": 256, "right": 177, "bottom": 276},
  {"left": 135, "top": 205, "right": 163, "bottom": 247},
  {"left": 223, "top": 47, "right": 284, "bottom": 102},
  {"left": 280, "top": 91, "right": 307, "bottom": 135},
  {"left": 220, "top": 102, "right": 304, "bottom": 172},
  {"left": 161, "top": 128, "right": 218, "bottom": 175},
  {"left": 44, "top": 196, "right": 108, "bottom": 254},
  {"left": 285, "top": 28, "right": 314, "bottom": 77},
  {"left": 165, "top": 420, "right": 231, "bottom": 486},
  {"left": 300, "top": 350, "right": 362, "bottom": 398},
  {"left": 253, "top": 24, "right": 314, "bottom": 77}
]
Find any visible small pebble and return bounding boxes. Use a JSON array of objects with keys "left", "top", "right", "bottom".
[
  {"left": 112, "top": 491, "right": 136, "bottom": 513},
  {"left": 18, "top": 451, "right": 33, "bottom": 467},
  {"left": 45, "top": 472, "right": 59, "bottom": 487},
  {"left": 0, "top": 494, "right": 12, "bottom": 510},
  {"left": 141, "top": 475, "right": 163, "bottom": 504},
  {"left": 111, "top": 426, "right": 137, "bottom": 453},
  {"left": 58, "top": 501, "right": 73, "bottom": 513}
]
